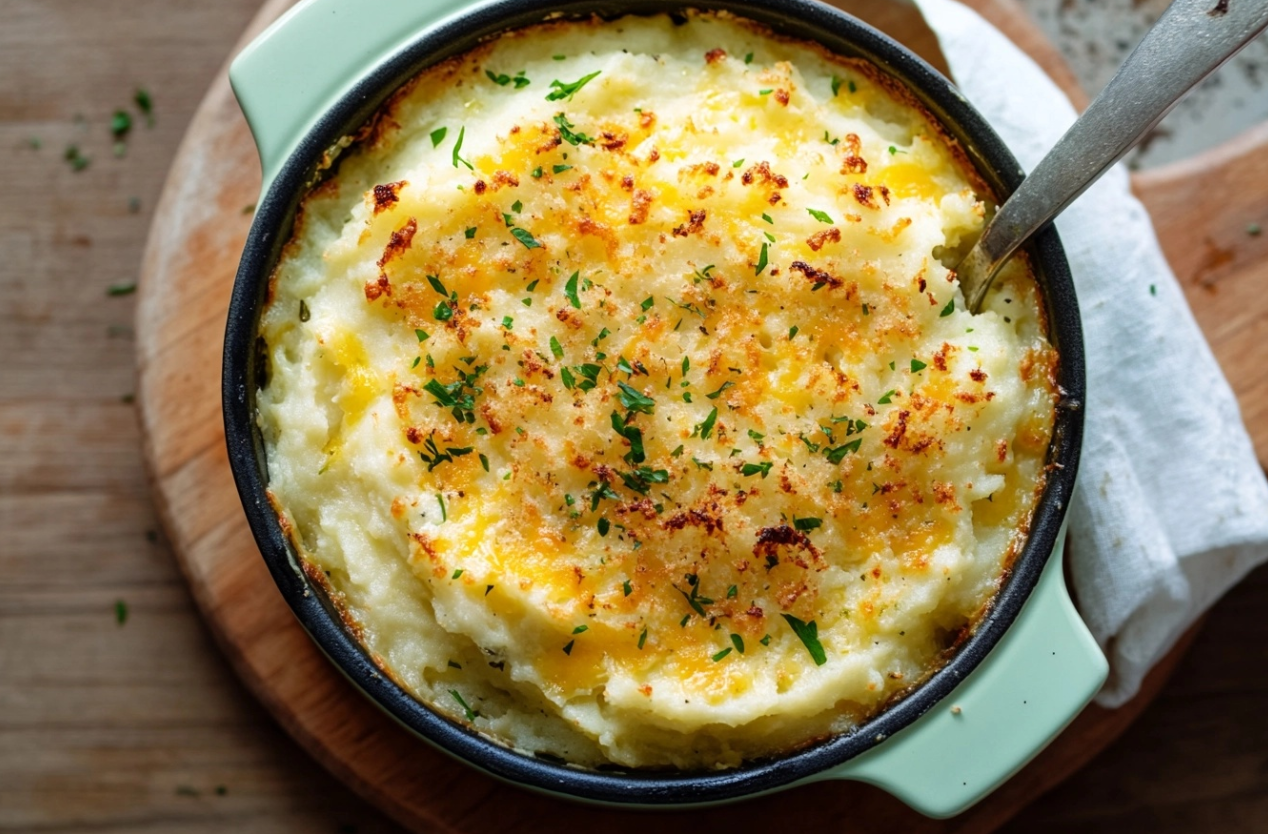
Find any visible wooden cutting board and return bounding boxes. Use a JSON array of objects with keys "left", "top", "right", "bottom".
[{"left": 134, "top": 0, "right": 1265, "bottom": 830}]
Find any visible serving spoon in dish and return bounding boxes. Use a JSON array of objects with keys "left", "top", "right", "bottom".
[{"left": 957, "top": 0, "right": 1268, "bottom": 312}]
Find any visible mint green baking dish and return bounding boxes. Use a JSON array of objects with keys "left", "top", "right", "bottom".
[{"left": 223, "top": 0, "right": 1106, "bottom": 817}]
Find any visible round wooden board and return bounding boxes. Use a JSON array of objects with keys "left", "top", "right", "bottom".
[{"left": 136, "top": 0, "right": 1264, "bottom": 830}]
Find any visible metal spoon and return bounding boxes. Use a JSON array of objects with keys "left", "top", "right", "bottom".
[{"left": 957, "top": 0, "right": 1268, "bottom": 312}]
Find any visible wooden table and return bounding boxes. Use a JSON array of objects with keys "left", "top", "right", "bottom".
[{"left": 1, "top": 1, "right": 1265, "bottom": 831}]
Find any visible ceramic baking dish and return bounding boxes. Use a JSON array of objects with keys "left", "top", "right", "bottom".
[{"left": 222, "top": 0, "right": 1105, "bottom": 816}]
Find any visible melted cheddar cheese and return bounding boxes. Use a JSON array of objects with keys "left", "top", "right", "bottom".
[{"left": 257, "top": 12, "right": 1057, "bottom": 768}]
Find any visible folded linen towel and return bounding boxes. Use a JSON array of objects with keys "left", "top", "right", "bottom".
[{"left": 914, "top": 0, "right": 1268, "bottom": 705}]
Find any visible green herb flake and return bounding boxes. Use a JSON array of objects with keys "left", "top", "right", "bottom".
[
  {"left": 107, "top": 282, "right": 136, "bottom": 297},
  {"left": 553, "top": 54, "right": 567, "bottom": 60},
  {"left": 114, "top": 599, "right": 128, "bottom": 625},
  {"left": 463, "top": 226, "right": 477, "bottom": 240},
  {"left": 479, "top": 453, "right": 490, "bottom": 472},
  {"left": 638, "top": 628, "right": 648, "bottom": 649},
  {"left": 733, "top": 158, "right": 745, "bottom": 168},
  {"left": 553, "top": 163, "right": 573, "bottom": 174},
  {"left": 697, "top": 407, "right": 719, "bottom": 440},
  {"left": 564, "top": 271, "right": 582, "bottom": 308},
  {"left": 414, "top": 328, "right": 430, "bottom": 343},
  {"left": 452, "top": 125, "right": 473, "bottom": 170},
  {"left": 758, "top": 89, "right": 773, "bottom": 96},
  {"left": 546, "top": 70, "right": 601, "bottom": 101},
  {"left": 760, "top": 633, "right": 772, "bottom": 646},
  {"left": 705, "top": 380, "right": 734, "bottom": 400},
  {"left": 748, "top": 429, "right": 765, "bottom": 443},
  {"left": 755, "top": 242, "right": 769, "bottom": 275},
  {"left": 64, "top": 145, "right": 89, "bottom": 171},
  {"left": 553, "top": 113, "right": 594, "bottom": 146},
  {"left": 911, "top": 359, "right": 927, "bottom": 373},
  {"left": 531, "top": 166, "right": 543, "bottom": 179},
  {"left": 831, "top": 75, "right": 843, "bottom": 96},
  {"left": 640, "top": 296, "right": 655, "bottom": 312},
  {"left": 562, "top": 640, "right": 575, "bottom": 655},
  {"left": 597, "top": 517, "right": 610, "bottom": 536},
  {"left": 1149, "top": 284, "right": 1157, "bottom": 296},
  {"left": 789, "top": 325, "right": 799, "bottom": 340},
  {"left": 825, "top": 438, "right": 862, "bottom": 464},
  {"left": 849, "top": 80, "right": 857, "bottom": 93},
  {"left": 549, "top": 335, "right": 565, "bottom": 359},
  {"left": 510, "top": 227, "right": 542, "bottom": 249},
  {"left": 433, "top": 301, "right": 453, "bottom": 322},
  {"left": 111, "top": 110, "right": 132, "bottom": 139},
  {"left": 712, "top": 647, "right": 732, "bottom": 662},
  {"left": 744, "top": 52, "right": 754, "bottom": 64},
  {"left": 730, "top": 633, "right": 745, "bottom": 654},
  {"left": 761, "top": 213, "right": 774, "bottom": 224},
  {"left": 878, "top": 389, "right": 895, "bottom": 404},
  {"left": 794, "top": 516, "right": 823, "bottom": 532},
  {"left": 617, "top": 381, "right": 656, "bottom": 414},
  {"left": 807, "top": 208, "right": 834, "bottom": 224},
  {"left": 741, "top": 460, "right": 773, "bottom": 478},
  {"left": 430, "top": 126, "right": 448, "bottom": 147},
  {"left": 437, "top": 493, "right": 448, "bottom": 522},
  {"left": 623, "top": 579, "right": 633, "bottom": 597},
  {"left": 449, "top": 690, "right": 476, "bottom": 721},
  {"left": 727, "top": 584, "right": 738, "bottom": 599},
  {"left": 135, "top": 88, "right": 154, "bottom": 125},
  {"left": 573, "top": 624, "right": 589, "bottom": 634},
  {"left": 940, "top": 298, "right": 955, "bottom": 317},
  {"left": 782, "top": 613, "right": 827, "bottom": 665}
]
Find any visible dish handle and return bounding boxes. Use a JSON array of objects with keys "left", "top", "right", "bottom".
[
  {"left": 229, "top": 0, "right": 475, "bottom": 188},
  {"left": 815, "top": 527, "right": 1108, "bottom": 818}
]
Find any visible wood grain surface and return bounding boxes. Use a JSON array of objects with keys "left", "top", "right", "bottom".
[{"left": 2, "top": 0, "right": 1266, "bottom": 832}]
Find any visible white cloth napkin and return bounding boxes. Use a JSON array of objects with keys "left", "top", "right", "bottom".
[{"left": 913, "top": 0, "right": 1268, "bottom": 706}]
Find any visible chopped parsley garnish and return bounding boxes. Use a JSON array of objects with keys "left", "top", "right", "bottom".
[
  {"left": 531, "top": 166, "right": 543, "bottom": 178},
  {"left": 464, "top": 226, "right": 477, "bottom": 239},
  {"left": 573, "top": 625, "right": 589, "bottom": 634},
  {"left": 692, "top": 456, "right": 713, "bottom": 471},
  {"left": 553, "top": 113, "right": 594, "bottom": 146},
  {"left": 681, "top": 356, "right": 690, "bottom": 376},
  {"left": 705, "top": 381, "right": 734, "bottom": 400},
  {"left": 730, "top": 633, "right": 745, "bottom": 654},
  {"left": 712, "top": 647, "right": 732, "bottom": 662},
  {"left": 437, "top": 493, "right": 448, "bottom": 522},
  {"left": 849, "top": 79, "right": 858, "bottom": 93},
  {"left": 564, "top": 271, "right": 582, "bottom": 308},
  {"left": 449, "top": 689, "right": 476, "bottom": 721},
  {"left": 733, "top": 158, "right": 745, "bottom": 168},
  {"left": 553, "top": 163, "right": 573, "bottom": 174},
  {"left": 760, "top": 633, "right": 772, "bottom": 646},
  {"left": 755, "top": 242, "right": 769, "bottom": 275},
  {"left": 807, "top": 208, "right": 834, "bottom": 224},
  {"left": 486, "top": 69, "right": 530, "bottom": 88},
  {"left": 727, "top": 584, "right": 738, "bottom": 599},
  {"left": 511, "top": 200, "right": 523, "bottom": 214},
  {"left": 135, "top": 88, "right": 154, "bottom": 125},
  {"left": 782, "top": 614, "right": 827, "bottom": 665},
  {"left": 510, "top": 227, "right": 542, "bottom": 249},
  {"left": 107, "top": 283, "right": 136, "bottom": 297},
  {"left": 501, "top": 316, "right": 514, "bottom": 330},
  {"left": 638, "top": 628, "right": 648, "bottom": 649},
  {"left": 422, "top": 364, "right": 487, "bottom": 423},
  {"left": 64, "top": 145, "right": 89, "bottom": 171},
  {"left": 451, "top": 126, "right": 473, "bottom": 170},
  {"left": 589, "top": 481, "right": 621, "bottom": 511},
  {"left": 741, "top": 460, "right": 773, "bottom": 478},
  {"left": 417, "top": 435, "right": 474, "bottom": 472},
  {"left": 526, "top": 279, "right": 539, "bottom": 292},
  {"left": 761, "top": 213, "right": 774, "bottom": 224},
  {"left": 623, "top": 579, "right": 633, "bottom": 597},
  {"left": 611, "top": 411, "right": 645, "bottom": 464},
  {"left": 940, "top": 298, "right": 955, "bottom": 317},
  {"left": 617, "top": 381, "right": 655, "bottom": 414},
  {"left": 748, "top": 429, "right": 765, "bottom": 442},
  {"left": 479, "top": 453, "right": 489, "bottom": 472},
  {"left": 433, "top": 300, "right": 453, "bottom": 321},
  {"left": 640, "top": 296, "right": 655, "bottom": 312},
  {"left": 675, "top": 574, "right": 714, "bottom": 617},
  {"left": 744, "top": 52, "right": 754, "bottom": 64},
  {"left": 115, "top": 599, "right": 128, "bottom": 625},
  {"left": 546, "top": 70, "right": 601, "bottom": 101},
  {"left": 758, "top": 88, "right": 773, "bottom": 96},
  {"left": 789, "top": 325, "right": 799, "bottom": 340},
  {"left": 430, "top": 126, "right": 447, "bottom": 147},
  {"left": 562, "top": 640, "right": 575, "bottom": 655},
  {"left": 877, "top": 389, "right": 895, "bottom": 404},
  {"left": 825, "top": 438, "right": 862, "bottom": 464},
  {"left": 111, "top": 110, "right": 132, "bottom": 139},
  {"left": 549, "top": 335, "right": 564, "bottom": 358},
  {"left": 696, "top": 407, "right": 718, "bottom": 440},
  {"left": 617, "top": 465, "right": 669, "bottom": 494},
  {"left": 911, "top": 359, "right": 927, "bottom": 373},
  {"left": 793, "top": 516, "right": 822, "bottom": 532},
  {"left": 888, "top": 145, "right": 906, "bottom": 155},
  {"left": 426, "top": 274, "right": 448, "bottom": 296}
]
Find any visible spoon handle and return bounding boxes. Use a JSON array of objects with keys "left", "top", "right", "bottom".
[{"left": 959, "top": 0, "right": 1268, "bottom": 312}]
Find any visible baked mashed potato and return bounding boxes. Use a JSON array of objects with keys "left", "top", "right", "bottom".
[{"left": 258, "top": 11, "right": 1057, "bottom": 769}]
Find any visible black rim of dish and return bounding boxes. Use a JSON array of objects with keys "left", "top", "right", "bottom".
[{"left": 223, "top": 0, "right": 1085, "bottom": 806}]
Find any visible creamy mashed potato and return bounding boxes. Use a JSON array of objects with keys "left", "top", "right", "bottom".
[{"left": 257, "top": 12, "right": 1057, "bottom": 769}]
